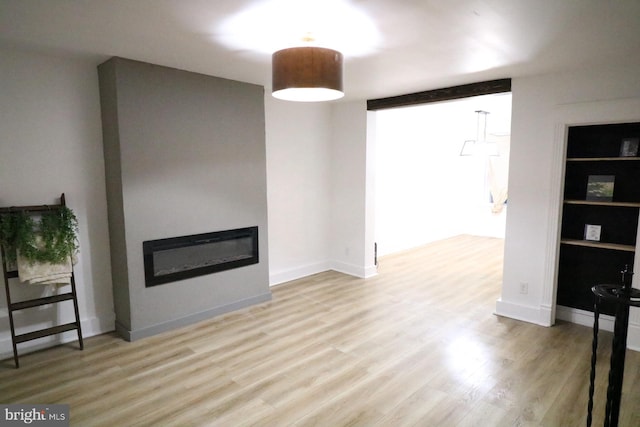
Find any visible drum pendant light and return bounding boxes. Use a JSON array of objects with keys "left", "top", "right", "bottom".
[{"left": 272, "top": 46, "right": 344, "bottom": 102}]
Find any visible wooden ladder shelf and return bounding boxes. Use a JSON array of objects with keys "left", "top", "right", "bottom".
[{"left": 1, "top": 193, "right": 83, "bottom": 368}]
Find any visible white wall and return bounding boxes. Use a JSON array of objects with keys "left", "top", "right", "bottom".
[
  {"left": 265, "top": 99, "right": 377, "bottom": 283},
  {"left": 329, "top": 101, "right": 377, "bottom": 278},
  {"left": 373, "top": 95, "right": 511, "bottom": 256},
  {"left": 265, "top": 96, "right": 333, "bottom": 285},
  {"left": 266, "top": 99, "right": 377, "bottom": 282},
  {"left": 497, "top": 65, "right": 640, "bottom": 348},
  {"left": 0, "top": 47, "right": 114, "bottom": 357}
]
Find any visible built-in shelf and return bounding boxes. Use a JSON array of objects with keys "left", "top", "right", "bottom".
[
  {"left": 557, "top": 121, "right": 640, "bottom": 317},
  {"left": 566, "top": 157, "right": 640, "bottom": 162},
  {"left": 564, "top": 200, "right": 640, "bottom": 208},
  {"left": 560, "top": 239, "right": 636, "bottom": 252}
]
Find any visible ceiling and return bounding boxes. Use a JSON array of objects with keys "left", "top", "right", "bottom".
[{"left": 1, "top": 0, "right": 640, "bottom": 101}]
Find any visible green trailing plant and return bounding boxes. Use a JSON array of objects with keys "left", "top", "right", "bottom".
[
  {"left": 0, "top": 207, "right": 78, "bottom": 265},
  {"left": 0, "top": 212, "right": 32, "bottom": 263}
]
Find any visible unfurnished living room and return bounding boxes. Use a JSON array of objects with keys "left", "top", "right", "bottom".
[{"left": 2, "top": 1, "right": 640, "bottom": 426}]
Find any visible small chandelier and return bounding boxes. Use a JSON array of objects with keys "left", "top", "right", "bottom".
[
  {"left": 460, "top": 110, "right": 499, "bottom": 156},
  {"left": 272, "top": 46, "right": 344, "bottom": 102}
]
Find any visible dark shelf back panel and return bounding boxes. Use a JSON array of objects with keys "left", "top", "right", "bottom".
[
  {"left": 561, "top": 204, "right": 639, "bottom": 246},
  {"left": 564, "top": 161, "right": 640, "bottom": 202},
  {"left": 557, "top": 245, "right": 633, "bottom": 316},
  {"left": 567, "top": 122, "right": 640, "bottom": 158}
]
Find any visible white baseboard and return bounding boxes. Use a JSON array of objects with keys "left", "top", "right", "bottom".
[
  {"left": 555, "top": 306, "right": 640, "bottom": 351},
  {"left": 269, "top": 261, "right": 332, "bottom": 286},
  {"left": 626, "top": 321, "right": 640, "bottom": 352},
  {"left": 330, "top": 260, "right": 378, "bottom": 279},
  {"left": 555, "top": 305, "right": 614, "bottom": 332},
  {"left": 270, "top": 260, "right": 378, "bottom": 286},
  {"left": 495, "top": 300, "right": 620, "bottom": 333},
  {"left": 494, "top": 298, "right": 551, "bottom": 326},
  {"left": 0, "top": 311, "right": 116, "bottom": 361},
  {"left": 362, "top": 264, "right": 379, "bottom": 279}
]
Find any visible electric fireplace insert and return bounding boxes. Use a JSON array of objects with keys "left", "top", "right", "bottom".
[{"left": 143, "top": 226, "right": 258, "bottom": 287}]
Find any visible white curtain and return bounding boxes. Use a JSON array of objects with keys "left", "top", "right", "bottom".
[{"left": 487, "top": 135, "right": 510, "bottom": 213}]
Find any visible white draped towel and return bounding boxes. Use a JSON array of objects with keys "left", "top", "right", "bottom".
[
  {"left": 17, "top": 255, "right": 73, "bottom": 285},
  {"left": 16, "top": 236, "right": 75, "bottom": 285}
]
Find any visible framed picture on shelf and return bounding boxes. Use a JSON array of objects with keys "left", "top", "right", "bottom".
[
  {"left": 586, "top": 175, "right": 615, "bottom": 201},
  {"left": 584, "top": 224, "right": 602, "bottom": 241},
  {"left": 620, "top": 137, "right": 639, "bottom": 157}
]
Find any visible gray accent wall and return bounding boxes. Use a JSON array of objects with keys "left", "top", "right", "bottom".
[{"left": 98, "top": 57, "right": 270, "bottom": 340}]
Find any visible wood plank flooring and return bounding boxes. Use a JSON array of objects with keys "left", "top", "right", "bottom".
[{"left": 2, "top": 235, "right": 640, "bottom": 426}]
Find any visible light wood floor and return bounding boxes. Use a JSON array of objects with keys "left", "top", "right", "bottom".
[{"left": 2, "top": 235, "right": 640, "bottom": 426}]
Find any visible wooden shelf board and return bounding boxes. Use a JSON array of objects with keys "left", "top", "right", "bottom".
[
  {"left": 564, "top": 199, "right": 640, "bottom": 208},
  {"left": 561, "top": 238, "right": 636, "bottom": 252},
  {"left": 566, "top": 157, "right": 640, "bottom": 162}
]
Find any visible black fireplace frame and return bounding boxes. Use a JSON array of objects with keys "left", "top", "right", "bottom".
[{"left": 143, "top": 226, "right": 259, "bottom": 287}]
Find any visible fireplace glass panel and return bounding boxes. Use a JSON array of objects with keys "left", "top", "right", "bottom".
[
  {"left": 143, "top": 226, "right": 258, "bottom": 287},
  {"left": 153, "top": 237, "right": 253, "bottom": 276}
]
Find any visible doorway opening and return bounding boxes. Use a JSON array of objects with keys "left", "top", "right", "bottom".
[{"left": 372, "top": 92, "right": 512, "bottom": 258}]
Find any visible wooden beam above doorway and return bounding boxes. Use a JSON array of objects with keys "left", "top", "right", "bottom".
[{"left": 367, "top": 78, "right": 511, "bottom": 111}]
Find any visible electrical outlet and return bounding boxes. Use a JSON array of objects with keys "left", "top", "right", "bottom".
[{"left": 519, "top": 282, "right": 528, "bottom": 294}]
